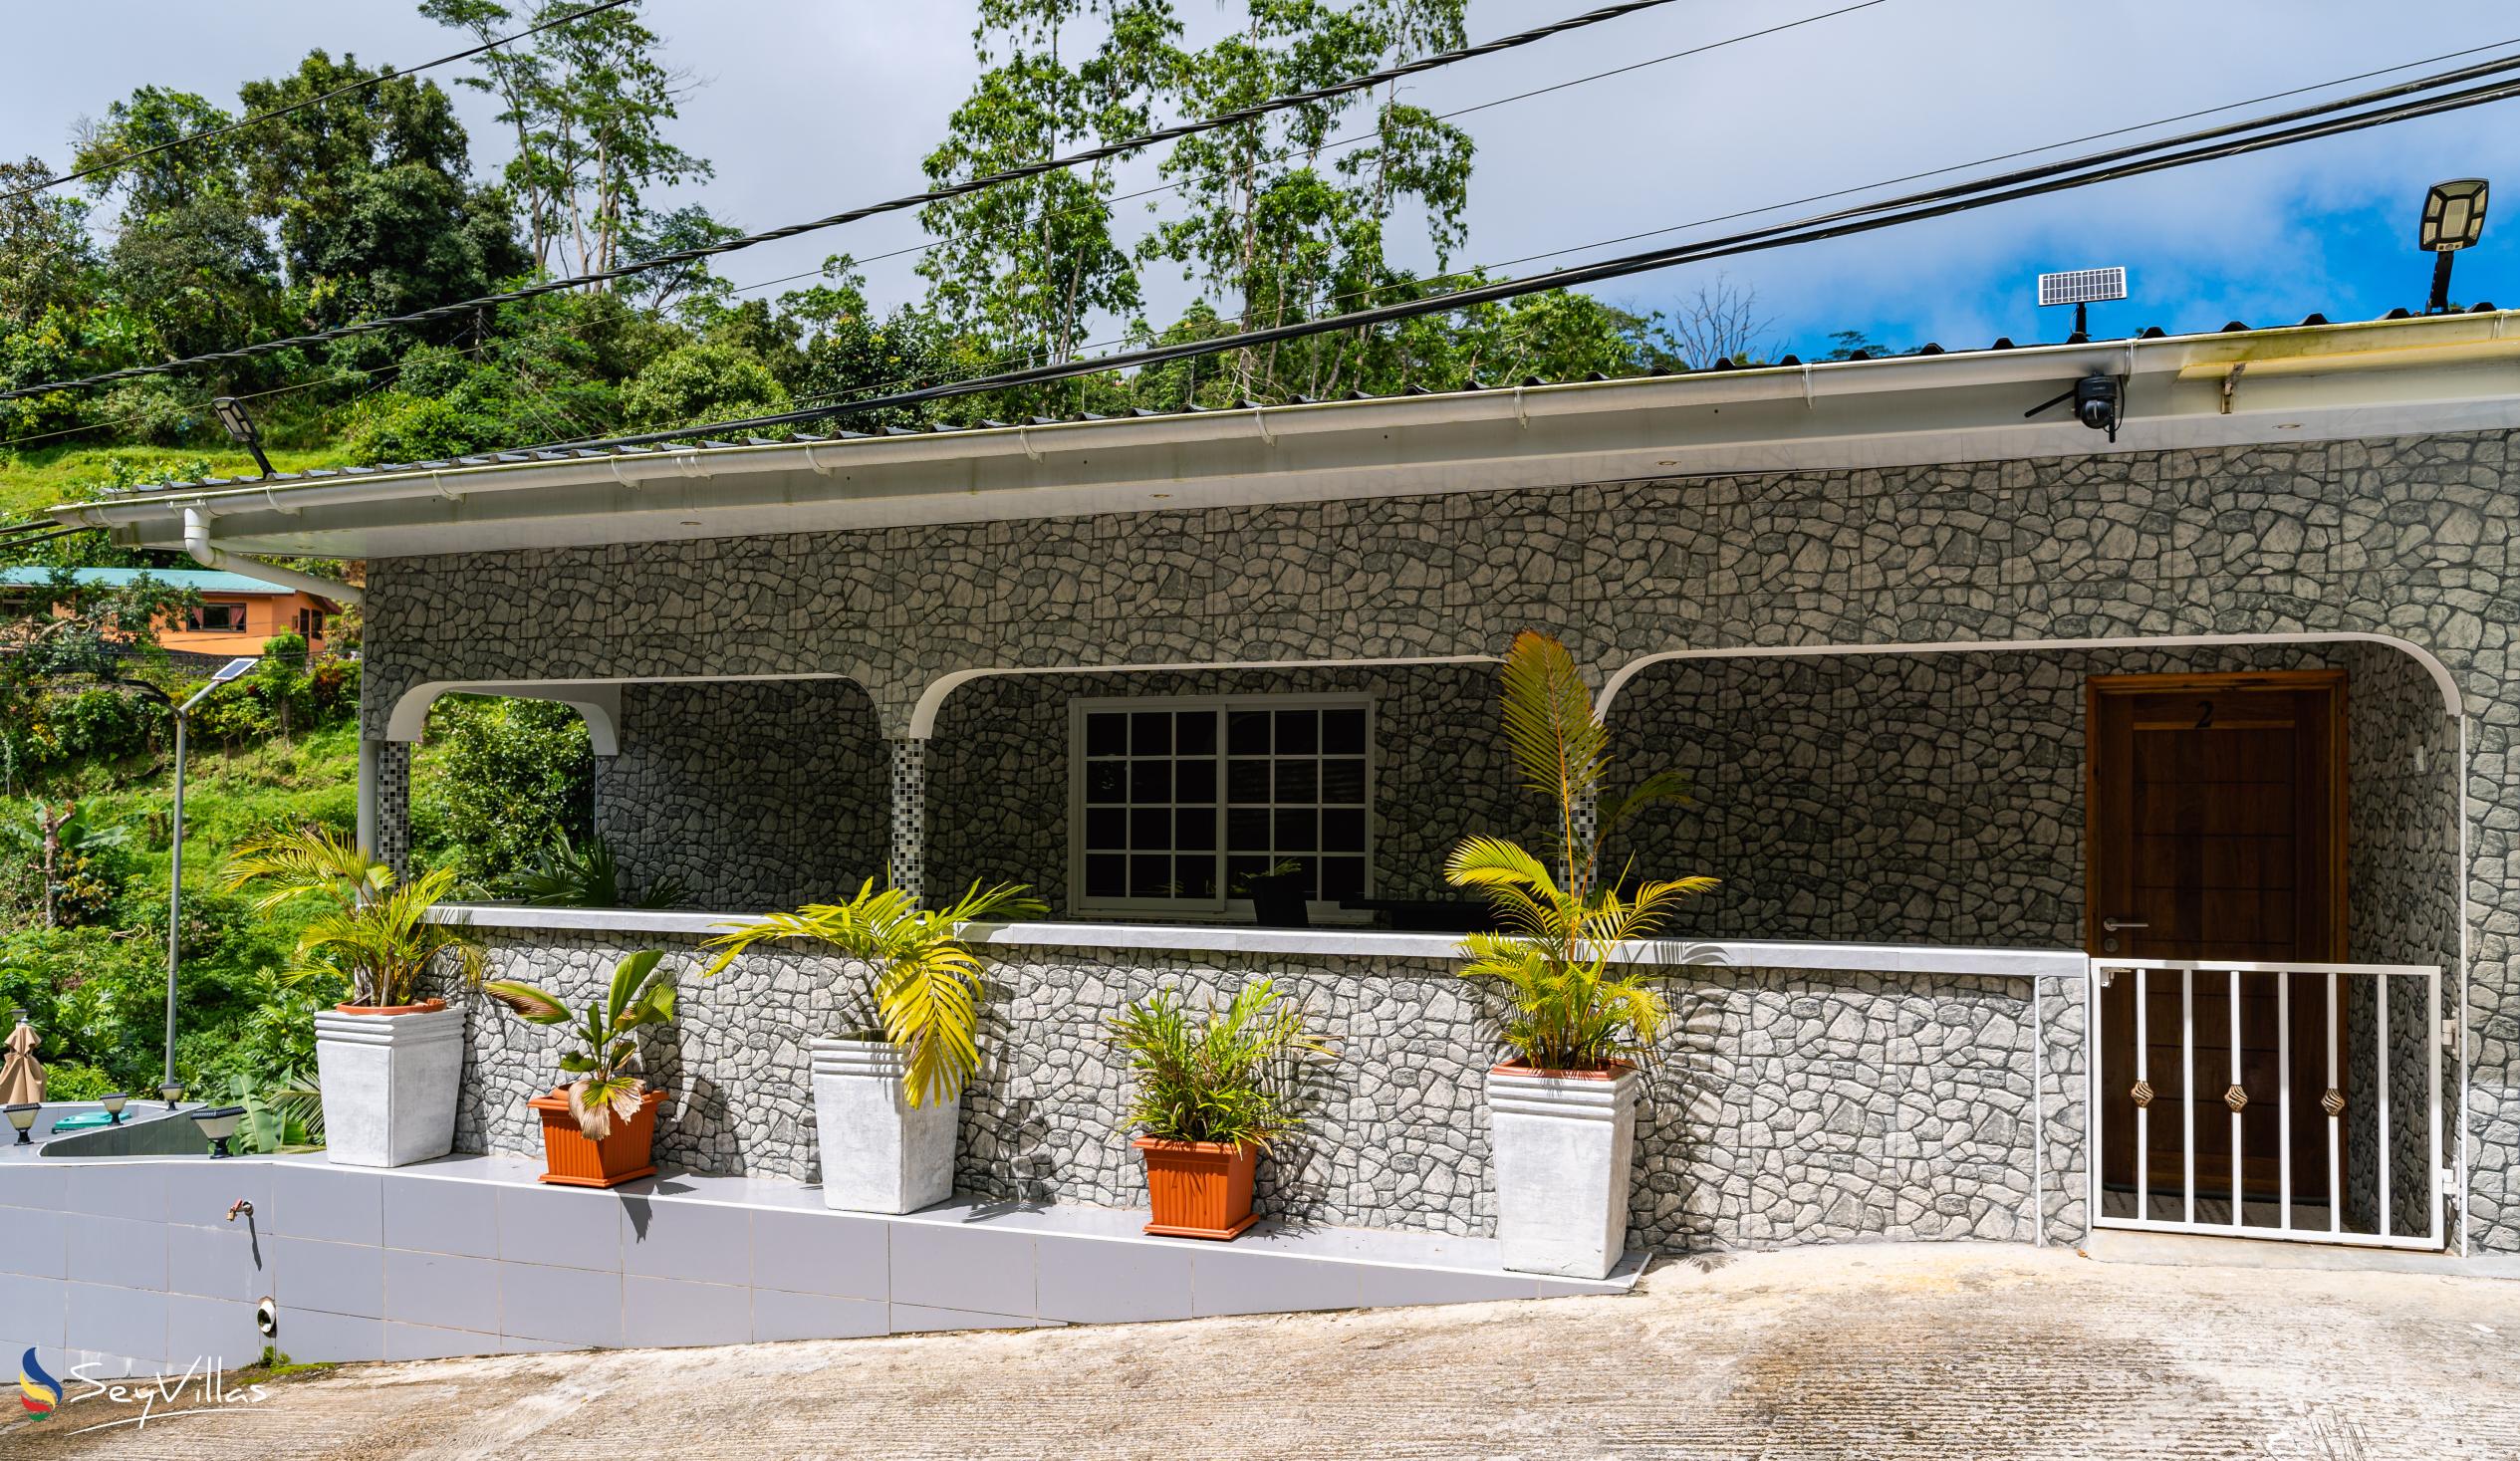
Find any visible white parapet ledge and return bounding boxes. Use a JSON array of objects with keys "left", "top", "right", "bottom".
[{"left": 431, "top": 903, "right": 2086, "bottom": 980}]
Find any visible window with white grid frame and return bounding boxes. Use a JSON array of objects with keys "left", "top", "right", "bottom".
[{"left": 1072, "top": 696, "right": 1373, "bottom": 915}]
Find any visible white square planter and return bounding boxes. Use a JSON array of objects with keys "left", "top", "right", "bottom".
[
  {"left": 810, "top": 1038, "right": 957, "bottom": 1213},
  {"left": 1487, "top": 1065, "right": 1641, "bottom": 1279},
  {"left": 313, "top": 1004, "right": 464, "bottom": 1168}
]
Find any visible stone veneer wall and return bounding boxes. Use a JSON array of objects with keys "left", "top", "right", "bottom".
[
  {"left": 365, "top": 431, "right": 2519, "bottom": 1252},
  {"left": 593, "top": 679, "right": 887, "bottom": 911},
  {"left": 924, "top": 665, "right": 1546, "bottom": 915},
  {"left": 1604, "top": 642, "right": 2461, "bottom": 956},
  {"left": 448, "top": 929, "right": 2087, "bottom": 1253}
]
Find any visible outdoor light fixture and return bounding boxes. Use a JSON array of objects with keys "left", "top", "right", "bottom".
[
  {"left": 189, "top": 1104, "right": 246, "bottom": 1159},
  {"left": 4, "top": 1103, "right": 37, "bottom": 1145},
  {"left": 100, "top": 1092, "right": 127, "bottom": 1125},
  {"left": 210, "top": 396, "right": 276, "bottom": 479},
  {"left": 2419, "top": 178, "right": 2489, "bottom": 313},
  {"left": 2022, "top": 372, "right": 2125, "bottom": 442},
  {"left": 160, "top": 655, "right": 261, "bottom": 1116}
]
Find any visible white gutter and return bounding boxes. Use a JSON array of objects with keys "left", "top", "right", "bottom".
[
  {"left": 182, "top": 506, "right": 364, "bottom": 605},
  {"left": 50, "top": 311, "right": 2520, "bottom": 538}
]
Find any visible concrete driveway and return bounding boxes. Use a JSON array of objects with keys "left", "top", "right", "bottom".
[{"left": 8, "top": 1243, "right": 2514, "bottom": 1460}]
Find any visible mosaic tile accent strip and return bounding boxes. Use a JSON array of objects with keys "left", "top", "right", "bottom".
[{"left": 889, "top": 738, "right": 926, "bottom": 903}]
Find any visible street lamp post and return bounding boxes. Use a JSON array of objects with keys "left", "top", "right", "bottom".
[{"left": 162, "top": 657, "right": 259, "bottom": 1099}]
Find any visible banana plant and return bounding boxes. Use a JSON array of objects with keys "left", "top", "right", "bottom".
[
  {"left": 701, "top": 878, "right": 1046, "bottom": 1108},
  {"left": 484, "top": 950, "right": 676, "bottom": 1140}
]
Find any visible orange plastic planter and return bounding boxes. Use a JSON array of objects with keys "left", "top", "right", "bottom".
[
  {"left": 526, "top": 1087, "right": 666, "bottom": 1187},
  {"left": 1133, "top": 1136, "right": 1260, "bottom": 1240}
]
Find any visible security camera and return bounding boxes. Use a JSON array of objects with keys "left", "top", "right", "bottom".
[
  {"left": 2023, "top": 372, "right": 2125, "bottom": 442},
  {"left": 2073, "top": 375, "right": 2122, "bottom": 439}
]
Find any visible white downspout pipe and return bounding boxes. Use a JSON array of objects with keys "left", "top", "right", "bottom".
[{"left": 182, "top": 505, "right": 364, "bottom": 605}]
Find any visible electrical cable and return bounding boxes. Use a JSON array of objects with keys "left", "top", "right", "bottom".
[
  {"left": 0, "top": 0, "right": 1687, "bottom": 403},
  {"left": 510, "top": 49, "right": 2520, "bottom": 453},
  {"left": 1, "top": 0, "right": 637, "bottom": 203}
]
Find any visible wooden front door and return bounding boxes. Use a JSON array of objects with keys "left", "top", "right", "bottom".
[{"left": 2087, "top": 670, "right": 2347, "bottom": 1202}]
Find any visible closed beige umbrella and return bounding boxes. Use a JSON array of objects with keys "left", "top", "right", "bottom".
[{"left": 0, "top": 1012, "right": 44, "bottom": 1105}]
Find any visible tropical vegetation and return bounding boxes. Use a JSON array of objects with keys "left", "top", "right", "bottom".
[
  {"left": 700, "top": 878, "right": 1045, "bottom": 1107},
  {"left": 483, "top": 947, "right": 675, "bottom": 1139},
  {"left": 1110, "top": 978, "right": 1332, "bottom": 1147},
  {"left": 1443, "top": 630, "right": 1716, "bottom": 1072},
  {"left": 222, "top": 825, "right": 486, "bottom": 1009}
]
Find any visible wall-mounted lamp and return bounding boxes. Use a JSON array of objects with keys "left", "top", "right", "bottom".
[
  {"left": 4, "top": 1103, "right": 38, "bottom": 1145},
  {"left": 158, "top": 1082, "right": 183, "bottom": 1111},
  {"left": 99, "top": 1092, "right": 127, "bottom": 1125},
  {"left": 189, "top": 1104, "right": 246, "bottom": 1159},
  {"left": 210, "top": 397, "right": 275, "bottom": 479}
]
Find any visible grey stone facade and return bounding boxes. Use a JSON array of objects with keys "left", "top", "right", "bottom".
[
  {"left": 593, "top": 679, "right": 885, "bottom": 909},
  {"left": 448, "top": 929, "right": 2086, "bottom": 1253},
  {"left": 368, "top": 430, "right": 2516, "bottom": 1252}
]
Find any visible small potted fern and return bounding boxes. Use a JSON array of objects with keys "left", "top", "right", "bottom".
[
  {"left": 1110, "top": 978, "right": 1332, "bottom": 1240},
  {"left": 484, "top": 950, "right": 677, "bottom": 1187}
]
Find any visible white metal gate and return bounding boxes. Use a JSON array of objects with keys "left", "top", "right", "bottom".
[{"left": 2089, "top": 960, "right": 2445, "bottom": 1250}]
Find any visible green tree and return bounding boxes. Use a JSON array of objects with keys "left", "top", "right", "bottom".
[
  {"left": 408, "top": 695, "right": 594, "bottom": 885},
  {"left": 917, "top": 0, "right": 1178, "bottom": 376},
  {"left": 621, "top": 341, "right": 789, "bottom": 432}
]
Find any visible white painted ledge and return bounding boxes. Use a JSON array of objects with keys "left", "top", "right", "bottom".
[{"left": 431, "top": 903, "right": 2088, "bottom": 980}]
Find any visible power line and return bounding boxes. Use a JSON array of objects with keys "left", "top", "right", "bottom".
[
  {"left": 2, "top": 0, "right": 637, "bottom": 204},
  {"left": 719, "top": 0, "right": 1899, "bottom": 303},
  {"left": 0, "top": 0, "right": 1684, "bottom": 403},
  {"left": 517, "top": 49, "right": 2520, "bottom": 454}
]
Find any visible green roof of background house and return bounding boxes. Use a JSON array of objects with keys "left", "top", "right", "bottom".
[{"left": 0, "top": 566, "right": 323, "bottom": 596}]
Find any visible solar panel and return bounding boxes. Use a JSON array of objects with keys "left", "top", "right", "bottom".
[{"left": 2038, "top": 266, "right": 2129, "bottom": 307}]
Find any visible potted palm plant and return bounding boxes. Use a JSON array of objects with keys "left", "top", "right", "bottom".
[
  {"left": 1110, "top": 978, "right": 1332, "bottom": 1239},
  {"left": 701, "top": 878, "right": 1044, "bottom": 1213},
  {"left": 1447, "top": 630, "right": 1714, "bottom": 1278},
  {"left": 225, "top": 827, "right": 483, "bottom": 1169},
  {"left": 483, "top": 950, "right": 677, "bottom": 1187}
]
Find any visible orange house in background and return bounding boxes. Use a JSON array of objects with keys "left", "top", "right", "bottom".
[{"left": 0, "top": 567, "right": 340, "bottom": 655}]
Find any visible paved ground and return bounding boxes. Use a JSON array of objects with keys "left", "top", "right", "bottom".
[{"left": 9, "top": 1243, "right": 2516, "bottom": 1460}]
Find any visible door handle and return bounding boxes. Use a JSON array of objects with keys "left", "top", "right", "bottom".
[{"left": 2102, "top": 916, "right": 2150, "bottom": 933}]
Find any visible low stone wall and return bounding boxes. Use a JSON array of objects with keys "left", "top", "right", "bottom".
[{"left": 454, "top": 928, "right": 2090, "bottom": 1253}]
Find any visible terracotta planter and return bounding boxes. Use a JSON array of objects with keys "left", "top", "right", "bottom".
[
  {"left": 1133, "top": 1135, "right": 1260, "bottom": 1240},
  {"left": 334, "top": 997, "right": 446, "bottom": 1016},
  {"left": 526, "top": 1087, "right": 666, "bottom": 1187}
]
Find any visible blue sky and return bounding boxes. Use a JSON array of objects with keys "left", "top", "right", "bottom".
[{"left": 10, "top": 1, "right": 2520, "bottom": 362}]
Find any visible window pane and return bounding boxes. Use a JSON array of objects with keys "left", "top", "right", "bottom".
[
  {"left": 1323, "top": 808, "right": 1366, "bottom": 852},
  {"left": 1174, "top": 758, "right": 1217, "bottom": 805},
  {"left": 1227, "top": 759, "right": 1270, "bottom": 803},
  {"left": 1131, "top": 760, "right": 1172, "bottom": 802},
  {"left": 1320, "top": 856, "right": 1367, "bottom": 901},
  {"left": 1226, "top": 808, "right": 1271, "bottom": 852},
  {"left": 1174, "top": 711, "right": 1218, "bottom": 756},
  {"left": 1131, "top": 853, "right": 1174, "bottom": 898},
  {"left": 1226, "top": 854, "right": 1272, "bottom": 891},
  {"left": 1288, "top": 854, "right": 1321, "bottom": 897},
  {"left": 1321, "top": 757, "right": 1367, "bottom": 804},
  {"left": 1086, "top": 760, "right": 1126, "bottom": 802},
  {"left": 1086, "top": 713, "right": 1128, "bottom": 757},
  {"left": 1274, "top": 808, "right": 1316, "bottom": 852},
  {"left": 1175, "top": 808, "right": 1216, "bottom": 851},
  {"left": 1085, "top": 854, "right": 1127, "bottom": 898},
  {"left": 1175, "top": 856, "right": 1218, "bottom": 899},
  {"left": 1322, "top": 708, "right": 1367, "bottom": 755},
  {"left": 1227, "top": 709, "right": 1271, "bottom": 755},
  {"left": 1085, "top": 808, "right": 1127, "bottom": 850},
  {"left": 1131, "top": 711, "right": 1172, "bottom": 755},
  {"left": 1274, "top": 760, "right": 1318, "bottom": 803},
  {"left": 1131, "top": 808, "right": 1171, "bottom": 851},
  {"left": 1274, "top": 708, "right": 1319, "bottom": 754}
]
